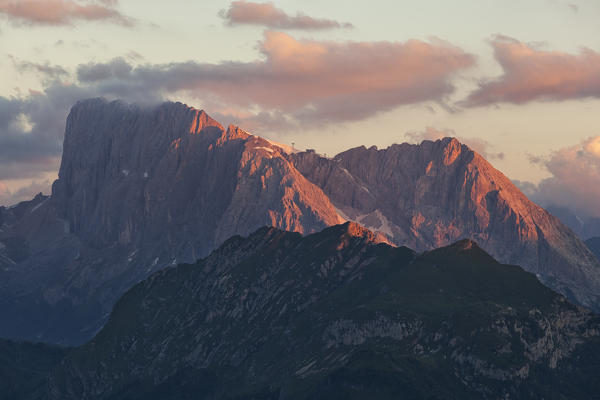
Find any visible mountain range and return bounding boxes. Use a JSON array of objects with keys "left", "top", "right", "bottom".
[
  {"left": 585, "top": 237, "right": 600, "bottom": 261},
  {"left": 545, "top": 205, "right": 600, "bottom": 241},
  {"left": 0, "top": 98, "right": 598, "bottom": 346},
  {"left": 3, "top": 223, "right": 597, "bottom": 399}
]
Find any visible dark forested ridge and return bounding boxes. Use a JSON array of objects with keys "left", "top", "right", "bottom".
[{"left": 17, "top": 223, "right": 596, "bottom": 400}]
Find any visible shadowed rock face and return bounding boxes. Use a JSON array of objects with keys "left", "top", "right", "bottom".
[
  {"left": 53, "top": 99, "right": 341, "bottom": 253},
  {"left": 45, "top": 224, "right": 600, "bottom": 400},
  {"left": 291, "top": 139, "right": 600, "bottom": 311},
  {"left": 0, "top": 99, "right": 341, "bottom": 345},
  {"left": 0, "top": 98, "right": 599, "bottom": 346}
]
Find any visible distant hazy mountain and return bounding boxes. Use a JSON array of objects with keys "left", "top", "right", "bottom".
[
  {"left": 545, "top": 205, "right": 600, "bottom": 240},
  {"left": 585, "top": 237, "right": 600, "bottom": 261},
  {"left": 0, "top": 98, "right": 598, "bottom": 346},
  {"left": 44, "top": 223, "right": 600, "bottom": 400}
]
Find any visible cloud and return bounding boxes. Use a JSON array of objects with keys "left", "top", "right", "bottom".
[
  {"left": 464, "top": 35, "right": 600, "bottom": 106},
  {"left": 220, "top": 1, "right": 352, "bottom": 30},
  {"left": 9, "top": 56, "right": 69, "bottom": 81},
  {"left": 0, "top": 181, "right": 9, "bottom": 204},
  {"left": 0, "top": 179, "right": 52, "bottom": 207},
  {"left": 0, "top": 82, "right": 93, "bottom": 183},
  {"left": 77, "top": 57, "right": 133, "bottom": 82},
  {"left": 0, "top": 0, "right": 134, "bottom": 26},
  {"left": 519, "top": 136, "right": 600, "bottom": 218},
  {"left": 405, "top": 127, "right": 505, "bottom": 160},
  {"left": 74, "top": 32, "right": 474, "bottom": 125},
  {"left": 0, "top": 32, "right": 473, "bottom": 187}
]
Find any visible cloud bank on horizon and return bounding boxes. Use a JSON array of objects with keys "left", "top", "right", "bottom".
[{"left": 0, "top": 0, "right": 599, "bottom": 217}]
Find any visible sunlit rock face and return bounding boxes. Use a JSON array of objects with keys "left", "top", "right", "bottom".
[
  {"left": 52, "top": 98, "right": 341, "bottom": 253},
  {"left": 0, "top": 98, "right": 598, "bottom": 346},
  {"left": 0, "top": 98, "right": 342, "bottom": 345},
  {"left": 291, "top": 138, "right": 600, "bottom": 311}
]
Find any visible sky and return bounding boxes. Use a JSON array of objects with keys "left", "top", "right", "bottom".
[{"left": 0, "top": 0, "right": 599, "bottom": 218}]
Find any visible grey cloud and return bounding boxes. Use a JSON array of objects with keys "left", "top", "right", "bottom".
[
  {"left": 77, "top": 57, "right": 133, "bottom": 82},
  {"left": 9, "top": 56, "right": 69, "bottom": 81},
  {"left": 0, "top": 82, "right": 94, "bottom": 181}
]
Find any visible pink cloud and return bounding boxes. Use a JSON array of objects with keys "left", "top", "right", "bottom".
[
  {"left": 220, "top": 1, "right": 352, "bottom": 30},
  {"left": 249, "top": 32, "right": 473, "bottom": 112},
  {"left": 199, "top": 32, "right": 473, "bottom": 123},
  {"left": 0, "top": 0, "right": 133, "bottom": 26},
  {"left": 0, "top": 32, "right": 473, "bottom": 184},
  {"left": 74, "top": 32, "right": 474, "bottom": 126},
  {"left": 464, "top": 36, "right": 600, "bottom": 106},
  {"left": 529, "top": 136, "right": 600, "bottom": 218}
]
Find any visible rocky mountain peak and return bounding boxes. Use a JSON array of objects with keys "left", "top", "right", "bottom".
[
  {"left": 439, "top": 136, "right": 464, "bottom": 165},
  {"left": 3, "top": 98, "right": 600, "bottom": 348},
  {"left": 224, "top": 124, "right": 251, "bottom": 142},
  {"left": 336, "top": 221, "right": 391, "bottom": 245},
  {"left": 447, "top": 238, "right": 479, "bottom": 251},
  {"left": 45, "top": 221, "right": 600, "bottom": 400},
  {"left": 291, "top": 136, "right": 600, "bottom": 311},
  {"left": 0, "top": 98, "right": 348, "bottom": 344}
]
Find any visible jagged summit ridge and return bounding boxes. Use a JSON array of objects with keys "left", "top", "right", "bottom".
[
  {"left": 0, "top": 98, "right": 342, "bottom": 344},
  {"left": 46, "top": 221, "right": 600, "bottom": 400},
  {"left": 330, "top": 221, "right": 391, "bottom": 245},
  {"left": 52, "top": 98, "right": 340, "bottom": 249},
  {"left": 292, "top": 135, "right": 600, "bottom": 311},
  {"left": 1, "top": 97, "right": 600, "bottom": 347}
]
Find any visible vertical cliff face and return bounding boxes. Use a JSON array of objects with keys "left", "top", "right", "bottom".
[
  {"left": 51, "top": 98, "right": 342, "bottom": 257},
  {"left": 53, "top": 99, "right": 233, "bottom": 254},
  {"left": 0, "top": 99, "right": 342, "bottom": 344},
  {"left": 1, "top": 98, "right": 599, "bottom": 346},
  {"left": 291, "top": 138, "right": 600, "bottom": 310}
]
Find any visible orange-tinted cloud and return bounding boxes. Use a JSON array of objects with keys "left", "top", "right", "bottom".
[
  {"left": 220, "top": 1, "right": 352, "bottom": 30},
  {"left": 0, "top": 33, "right": 473, "bottom": 185},
  {"left": 75, "top": 32, "right": 473, "bottom": 125},
  {"left": 523, "top": 136, "right": 600, "bottom": 218},
  {"left": 464, "top": 36, "right": 600, "bottom": 106},
  {"left": 0, "top": 0, "right": 133, "bottom": 26}
]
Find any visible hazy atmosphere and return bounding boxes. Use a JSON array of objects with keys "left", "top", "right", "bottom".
[{"left": 1, "top": 0, "right": 600, "bottom": 218}]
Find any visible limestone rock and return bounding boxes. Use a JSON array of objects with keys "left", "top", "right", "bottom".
[{"left": 291, "top": 138, "right": 600, "bottom": 310}]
